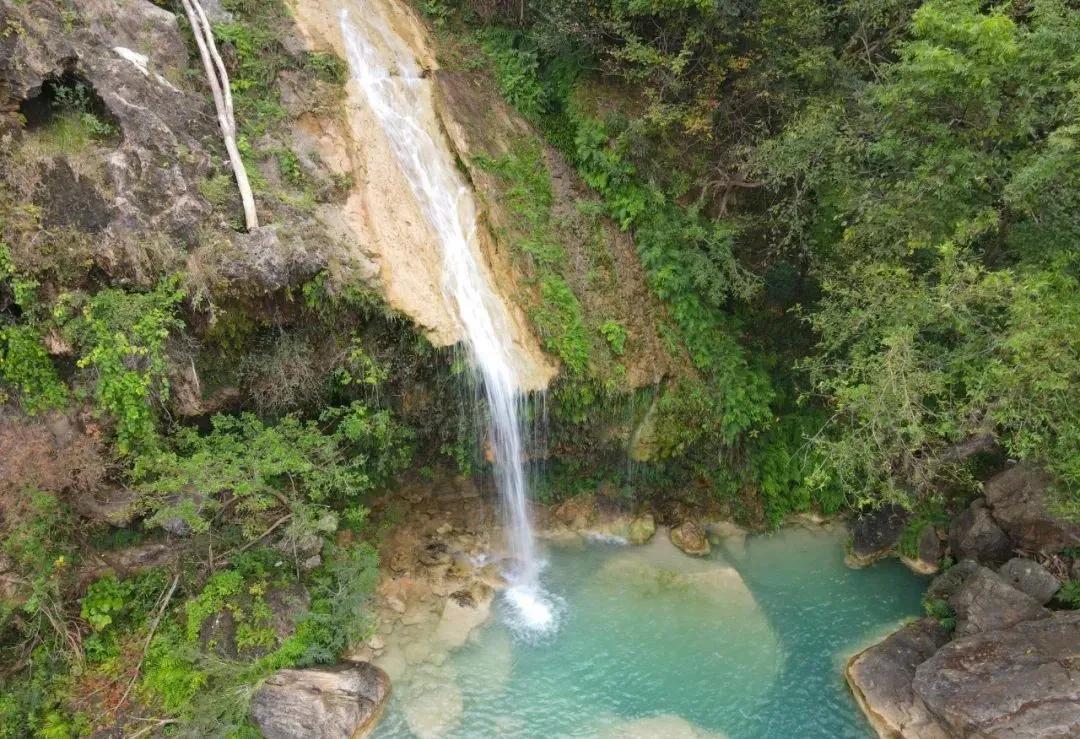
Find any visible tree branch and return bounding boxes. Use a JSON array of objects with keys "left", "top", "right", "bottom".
[{"left": 180, "top": 0, "right": 259, "bottom": 231}]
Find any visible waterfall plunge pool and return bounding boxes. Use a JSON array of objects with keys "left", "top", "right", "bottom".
[{"left": 372, "top": 524, "right": 926, "bottom": 738}]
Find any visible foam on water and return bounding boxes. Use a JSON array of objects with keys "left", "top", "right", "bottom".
[{"left": 339, "top": 1, "right": 555, "bottom": 630}]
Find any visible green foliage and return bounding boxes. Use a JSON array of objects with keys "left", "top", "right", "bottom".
[
  {"left": 211, "top": 19, "right": 287, "bottom": 137},
  {"left": 80, "top": 569, "right": 169, "bottom": 663},
  {"left": 479, "top": 28, "right": 550, "bottom": 120},
  {"left": 750, "top": 412, "right": 843, "bottom": 528},
  {"left": 898, "top": 506, "right": 947, "bottom": 559},
  {"left": 140, "top": 543, "right": 378, "bottom": 729},
  {"left": 28, "top": 80, "right": 117, "bottom": 154},
  {"left": 134, "top": 402, "right": 412, "bottom": 537},
  {"left": 474, "top": 145, "right": 593, "bottom": 376},
  {"left": 0, "top": 243, "right": 68, "bottom": 413},
  {"left": 922, "top": 596, "right": 956, "bottom": 631},
  {"left": 599, "top": 320, "right": 627, "bottom": 356},
  {"left": 302, "top": 51, "right": 348, "bottom": 85},
  {"left": 765, "top": 0, "right": 1080, "bottom": 507},
  {"left": 1057, "top": 581, "right": 1080, "bottom": 610},
  {"left": 0, "top": 324, "right": 68, "bottom": 413},
  {"left": 80, "top": 574, "right": 129, "bottom": 633},
  {"left": 66, "top": 277, "right": 184, "bottom": 453},
  {"left": 198, "top": 172, "right": 235, "bottom": 208}
]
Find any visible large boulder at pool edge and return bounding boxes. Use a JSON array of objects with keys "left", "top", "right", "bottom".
[{"left": 251, "top": 662, "right": 390, "bottom": 739}]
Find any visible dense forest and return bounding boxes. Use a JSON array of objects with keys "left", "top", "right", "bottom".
[
  {"left": 0, "top": 0, "right": 1078, "bottom": 735},
  {"left": 444, "top": 0, "right": 1079, "bottom": 518}
]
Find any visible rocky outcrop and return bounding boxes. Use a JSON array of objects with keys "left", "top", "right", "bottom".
[
  {"left": 925, "top": 559, "right": 979, "bottom": 602},
  {"left": 948, "top": 497, "right": 1012, "bottom": 564},
  {"left": 998, "top": 557, "right": 1061, "bottom": 605},
  {"left": 670, "top": 521, "right": 710, "bottom": 557},
  {"left": 0, "top": 0, "right": 362, "bottom": 303},
  {"left": 287, "top": 0, "right": 557, "bottom": 391},
  {"left": 983, "top": 464, "right": 1080, "bottom": 554},
  {"left": 850, "top": 558, "right": 1078, "bottom": 739},
  {"left": 250, "top": 662, "right": 391, "bottom": 739},
  {"left": 948, "top": 566, "right": 1049, "bottom": 637},
  {"left": 845, "top": 618, "right": 950, "bottom": 739},
  {"left": 912, "top": 611, "right": 1080, "bottom": 739},
  {"left": 847, "top": 504, "right": 908, "bottom": 567},
  {"left": 0, "top": 0, "right": 211, "bottom": 256}
]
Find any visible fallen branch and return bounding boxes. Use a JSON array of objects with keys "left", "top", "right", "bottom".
[
  {"left": 179, "top": 0, "right": 259, "bottom": 231},
  {"left": 211, "top": 513, "right": 293, "bottom": 568}
]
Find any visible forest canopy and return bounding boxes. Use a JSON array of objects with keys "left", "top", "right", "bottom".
[{"left": 437, "top": 0, "right": 1080, "bottom": 514}]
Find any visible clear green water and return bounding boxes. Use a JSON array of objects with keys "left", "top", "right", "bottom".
[{"left": 373, "top": 525, "right": 926, "bottom": 738}]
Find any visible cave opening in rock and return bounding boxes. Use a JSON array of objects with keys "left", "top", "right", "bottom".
[{"left": 18, "top": 67, "right": 120, "bottom": 142}]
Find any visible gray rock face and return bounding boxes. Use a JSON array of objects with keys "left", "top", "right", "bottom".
[
  {"left": 848, "top": 503, "right": 908, "bottom": 567},
  {"left": 251, "top": 662, "right": 391, "bottom": 739},
  {"left": 949, "top": 498, "right": 1012, "bottom": 564},
  {"left": 926, "top": 559, "right": 980, "bottom": 602},
  {"left": 218, "top": 226, "right": 328, "bottom": 293},
  {"left": 845, "top": 618, "right": 950, "bottom": 739},
  {"left": 998, "top": 557, "right": 1061, "bottom": 605},
  {"left": 984, "top": 464, "right": 1080, "bottom": 554},
  {"left": 0, "top": 0, "right": 214, "bottom": 256},
  {"left": 913, "top": 611, "right": 1080, "bottom": 739},
  {"left": 948, "top": 566, "right": 1049, "bottom": 637}
]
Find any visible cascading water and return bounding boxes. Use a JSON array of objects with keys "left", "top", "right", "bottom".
[{"left": 339, "top": 3, "right": 555, "bottom": 632}]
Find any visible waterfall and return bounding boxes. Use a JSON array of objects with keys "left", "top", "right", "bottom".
[{"left": 339, "top": 4, "right": 554, "bottom": 632}]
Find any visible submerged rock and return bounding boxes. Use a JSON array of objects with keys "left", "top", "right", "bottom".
[
  {"left": 401, "top": 665, "right": 464, "bottom": 739},
  {"left": 998, "top": 557, "right": 1061, "bottom": 605},
  {"left": 669, "top": 521, "right": 710, "bottom": 557},
  {"left": 913, "top": 611, "right": 1080, "bottom": 738},
  {"left": 983, "top": 464, "right": 1080, "bottom": 554},
  {"left": 948, "top": 498, "right": 1012, "bottom": 564},
  {"left": 847, "top": 503, "right": 908, "bottom": 568},
  {"left": 845, "top": 618, "right": 950, "bottom": 739},
  {"left": 250, "top": 662, "right": 390, "bottom": 739},
  {"left": 948, "top": 566, "right": 1049, "bottom": 637},
  {"left": 598, "top": 713, "right": 728, "bottom": 738}
]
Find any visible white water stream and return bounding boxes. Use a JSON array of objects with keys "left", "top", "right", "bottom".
[{"left": 340, "top": 4, "right": 554, "bottom": 632}]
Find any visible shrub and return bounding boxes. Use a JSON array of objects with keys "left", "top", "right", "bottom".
[{"left": 67, "top": 278, "right": 184, "bottom": 453}]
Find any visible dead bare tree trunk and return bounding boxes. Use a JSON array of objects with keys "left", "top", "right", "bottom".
[{"left": 180, "top": 0, "right": 259, "bottom": 231}]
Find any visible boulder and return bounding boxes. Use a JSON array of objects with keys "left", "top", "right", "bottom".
[
  {"left": 925, "top": 559, "right": 979, "bottom": 601},
  {"left": 948, "top": 566, "right": 1049, "bottom": 637},
  {"left": 627, "top": 514, "right": 656, "bottom": 545},
  {"left": 900, "top": 525, "right": 942, "bottom": 575},
  {"left": 845, "top": 618, "right": 951, "bottom": 739},
  {"left": 949, "top": 498, "right": 1012, "bottom": 564},
  {"left": 669, "top": 521, "right": 710, "bottom": 557},
  {"left": 998, "top": 557, "right": 1060, "bottom": 605},
  {"left": 250, "top": 662, "right": 390, "bottom": 739},
  {"left": 913, "top": 611, "right": 1080, "bottom": 739},
  {"left": 847, "top": 503, "right": 908, "bottom": 567},
  {"left": 983, "top": 464, "right": 1080, "bottom": 554}
]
